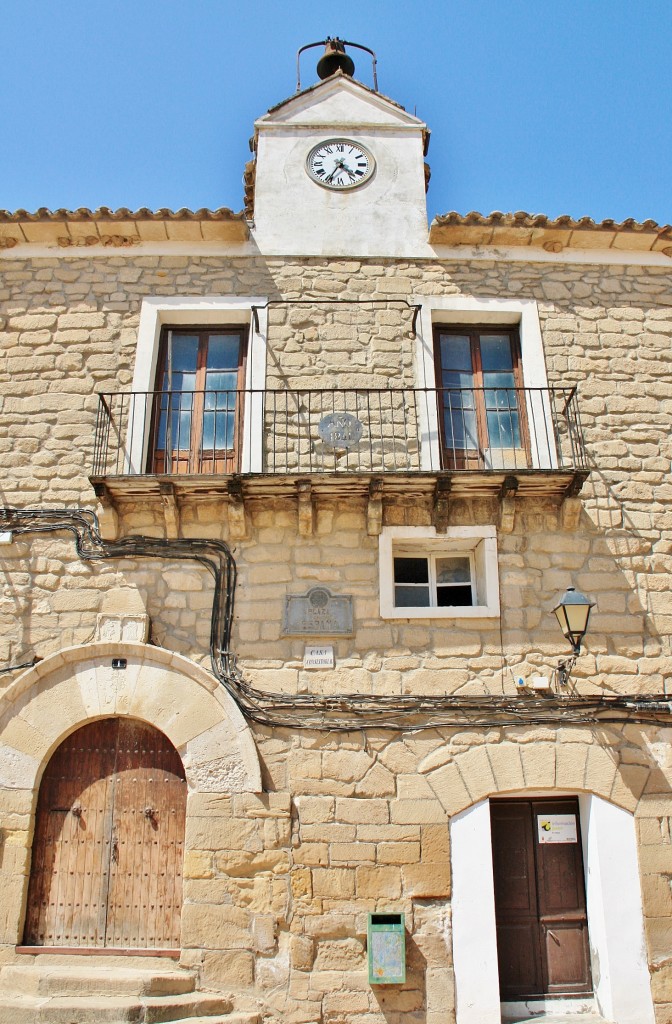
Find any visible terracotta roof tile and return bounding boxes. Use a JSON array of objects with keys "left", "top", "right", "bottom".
[
  {"left": 0, "top": 206, "right": 249, "bottom": 248},
  {"left": 430, "top": 210, "right": 672, "bottom": 254}
]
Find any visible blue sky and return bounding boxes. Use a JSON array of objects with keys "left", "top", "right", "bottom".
[{"left": 2, "top": 0, "right": 671, "bottom": 224}]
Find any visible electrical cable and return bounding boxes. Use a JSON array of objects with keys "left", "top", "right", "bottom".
[
  {"left": 0, "top": 656, "right": 40, "bottom": 675},
  {"left": 1, "top": 506, "right": 671, "bottom": 732}
]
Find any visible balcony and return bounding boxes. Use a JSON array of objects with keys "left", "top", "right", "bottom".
[{"left": 91, "top": 386, "right": 588, "bottom": 508}]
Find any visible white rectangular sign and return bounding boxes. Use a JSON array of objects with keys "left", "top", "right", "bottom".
[
  {"left": 303, "top": 645, "right": 335, "bottom": 669},
  {"left": 537, "top": 814, "right": 578, "bottom": 844}
]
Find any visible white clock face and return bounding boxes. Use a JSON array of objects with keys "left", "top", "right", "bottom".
[{"left": 306, "top": 138, "right": 375, "bottom": 190}]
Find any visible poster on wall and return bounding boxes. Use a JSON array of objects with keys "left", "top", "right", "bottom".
[{"left": 537, "top": 814, "right": 578, "bottom": 844}]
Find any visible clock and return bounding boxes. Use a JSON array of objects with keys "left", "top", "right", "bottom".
[{"left": 306, "top": 138, "right": 375, "bottom": 190}]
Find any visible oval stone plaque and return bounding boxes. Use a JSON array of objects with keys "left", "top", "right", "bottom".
[{"left": 317, "top": 412, "right": 363, "bottom": 449}]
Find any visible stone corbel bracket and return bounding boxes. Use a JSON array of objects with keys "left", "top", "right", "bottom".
[
  {"left": 561, "top": 471, "right": 589, "bottom": 530},
  {"left": 296, "top": 480, "right": 315, "bottom": 537},
  {"left": 227, "top": 477, "right": 247, "bottom": 540},
  {"left": 432, "top": 476, "right": 452, "bottom": 533},
  {"left": 498, "top": 475, "right": 519, "bottom": 533},
  {"left": 159, "top": 482, "right": 180, "bottom": 539},
  {"left": 93, "top": 482, "right": 119, "bottom": 541},
  {"left": 367, "top": 478, "right": 384, "bottom": 536}
]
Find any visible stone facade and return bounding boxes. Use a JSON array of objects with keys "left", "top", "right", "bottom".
[{"left": 1, "top": 71, "right": 672, "bottom": 1024}]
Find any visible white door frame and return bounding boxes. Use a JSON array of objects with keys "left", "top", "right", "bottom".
[{"left": 450, "top": 794, "right": 655, "bottom": 1024}]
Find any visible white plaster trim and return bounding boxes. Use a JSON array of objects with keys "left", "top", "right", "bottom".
[
  {"left": 127, "top": 296, "right": 268, "bottom": 474},
  {"left": 0, "top": 242, "right": 258, "bottom": 260},
  {"left": 450, "top": 795, "right": 655, "bottom": 1024},
  {"left": 255, "top": 74, "right": 426, "bottom": 128},
  {"left": 256, "top": 122, "right": 424, "bottom": 136},
  {"left": 501, "top": 996, "right": 596, "bottom": 1018},
  {"left": 451, "top": 800, "right": 501, "bottom": 1024},
  {"left": 413, "top": 296, "right": 556, "bottom": 471},
  {"left": 430, "top": 243, "right": 672, "bottom": 267},
  {"left": 378, "top": 525, "right": 499, "bottom": 619},
  {"left": 1, "top": 241, "right": 669, "bottom": 266},
  {"left": 579, "top": 794, "right": 655, "bottom": 1024}
]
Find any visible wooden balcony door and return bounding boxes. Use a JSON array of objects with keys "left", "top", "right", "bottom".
[
  {"left": 24, "top": 718, "right": 186, "bottom": 949},
  {"left": 434, "top": 326, "right": 529, "bottom": 470},
  {"left": 490, "top": 798, "right": 592, "bottom": 1000},
  {"left": 151, "top": 327, "right": 247, "bottom": 475}
]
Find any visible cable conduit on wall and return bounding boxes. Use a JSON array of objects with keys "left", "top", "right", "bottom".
[{"left": 0, "top": 506, "right": 670, "bottom": 732}]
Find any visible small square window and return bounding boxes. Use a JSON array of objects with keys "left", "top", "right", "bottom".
[
  {"left": 393, "top": 554, "right": 474, "bottom": 609},
  {"left": 380, "top": 526, "right": 500, "bottom": 619}
]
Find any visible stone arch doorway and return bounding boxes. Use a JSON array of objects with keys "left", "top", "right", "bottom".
[{"left": 24, "top": 717, "right": 186, "bottom": 950}]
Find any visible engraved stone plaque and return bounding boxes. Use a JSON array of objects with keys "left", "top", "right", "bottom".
[
  {"left": 317, "top": 412, "right": 363, "bottom": 449},
  {"left": 283, "top": 586, "right": 354, "bottom": 636}
]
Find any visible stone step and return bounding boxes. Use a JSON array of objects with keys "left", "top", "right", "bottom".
[
  {"left": 143, "top": 994, "right": 234, "bottom": 1024},
  {"left": 173, "top": 1018, "right": 260, "bottom": 1024},
  {"left": 20, "top": 952, "right": 182, "bottom": 971},
  {"left": 0, "top": 992, "right": 233, "bottom": 1024},
  {"left": 1, "top": 964, "right": 196, "bottom": 997},
  {"left": 0, "top": 997, "right": 139, "bottom": 1024},
  {"left": 502, "top": 1016, "right": 613, "bottom": 1023}
]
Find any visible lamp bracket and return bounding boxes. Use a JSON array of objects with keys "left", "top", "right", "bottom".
[{"left": 556, "top": 653, "right": 578, "bottom": 687}]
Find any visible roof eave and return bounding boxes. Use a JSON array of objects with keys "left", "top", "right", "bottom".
[
  {"left": 0, "top": 207, "right": 249, "bottom": 249},
  {"left": 429, "top": 211, "right": 672, "bottom": 255}
]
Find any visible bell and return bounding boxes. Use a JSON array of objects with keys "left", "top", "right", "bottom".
[{"left": 316, "top": 37, "right": 355, "bottom": 80}]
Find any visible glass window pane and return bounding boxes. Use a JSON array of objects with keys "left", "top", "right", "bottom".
[
  {"left": 480, "top": 335, "right": 514, "bottom": 371},
  {"left": 168, "top": 334, "right": 199, "bottom": 373},
  {"left": 484, "top": 381, "right": 516, "bottom": 408},
  {"left": 171, "top": 371, "right": 196, "bottom": 393},
  {"left": 394, "top": 557, "right": 429, "bottom": 584},
  {"left": 439, "top": 335, "right": 473, "bottom": 373},
  {"left": 437, "top": 584, "right": 473, "bottom": 607},
  {"left": 207, "top": 334, "right": 241, "bottom": 369},
  {"left": 442, "top": 370, "right": 475, "bottom": 392},
  {"left": 202, "top": 411, "right": 234, "bottom": 450},
  {"left": 395, "top": 585, "right": 430, "bottom": 607},
  {"left": 487, "top": 410, "right": 521, "bottom": 448},
  {"left": 436, "top": 557, "right": 471, "bottom": 585},
  {"left": 444, "top": 408, "right": 478, "bottom": 450},
  {"left": 205, "top": 371, "right": 238, "bottom": 396}
]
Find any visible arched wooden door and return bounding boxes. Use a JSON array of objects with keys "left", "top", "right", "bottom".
[{"left": 24, "top": 718, "right": 186, "bottom": 949}]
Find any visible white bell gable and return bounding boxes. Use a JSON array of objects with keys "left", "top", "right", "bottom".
[{"left": 251, "top": 73, "right": 431, "bottom": 258}]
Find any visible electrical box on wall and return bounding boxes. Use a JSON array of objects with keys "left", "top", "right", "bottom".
[
  {"left": 531, "top": 676, "right": 550, "bottom": 690},
  {"left": 367, "top": 912, "right": 406, "bottom": 984}
]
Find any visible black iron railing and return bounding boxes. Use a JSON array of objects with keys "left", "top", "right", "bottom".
[{"left": 92, "top": 387, "right": 587, "bottom": 477}]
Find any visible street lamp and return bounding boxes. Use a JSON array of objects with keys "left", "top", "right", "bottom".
[{"left": 553, "top": 586, "right": 595, "bottom": 686}]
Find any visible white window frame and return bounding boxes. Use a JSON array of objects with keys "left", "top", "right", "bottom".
[
  {"left": 392, "top": 548, "right": 476, "bottom": 610},
  {"left": 379, "top": 525, "right": 500, "bottom": 619},
  {"left": 126, "top": 296, "right": 268, "bottom": 474},
  {"left": 413, "top": 297, "right": 557, "bottom": 471}
]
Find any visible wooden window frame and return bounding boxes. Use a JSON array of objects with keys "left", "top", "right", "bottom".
[
  {"left": 433, "top": 323, "right": 531, "bottom": 470},
  {"left": 150, "top": 325, "right": 248, "bottom": 475}
]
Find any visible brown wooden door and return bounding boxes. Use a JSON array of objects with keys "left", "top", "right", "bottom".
[
  {"left": 24, "top": 718, "right": 186, "bottom": 949},
  {"left": 491, "top": 798, "right": 592, "bottom": 1000}
]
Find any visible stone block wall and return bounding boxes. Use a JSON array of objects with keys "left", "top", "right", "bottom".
[{"left": 1, "top": 250, "right": 672, "bottom": 1021}]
